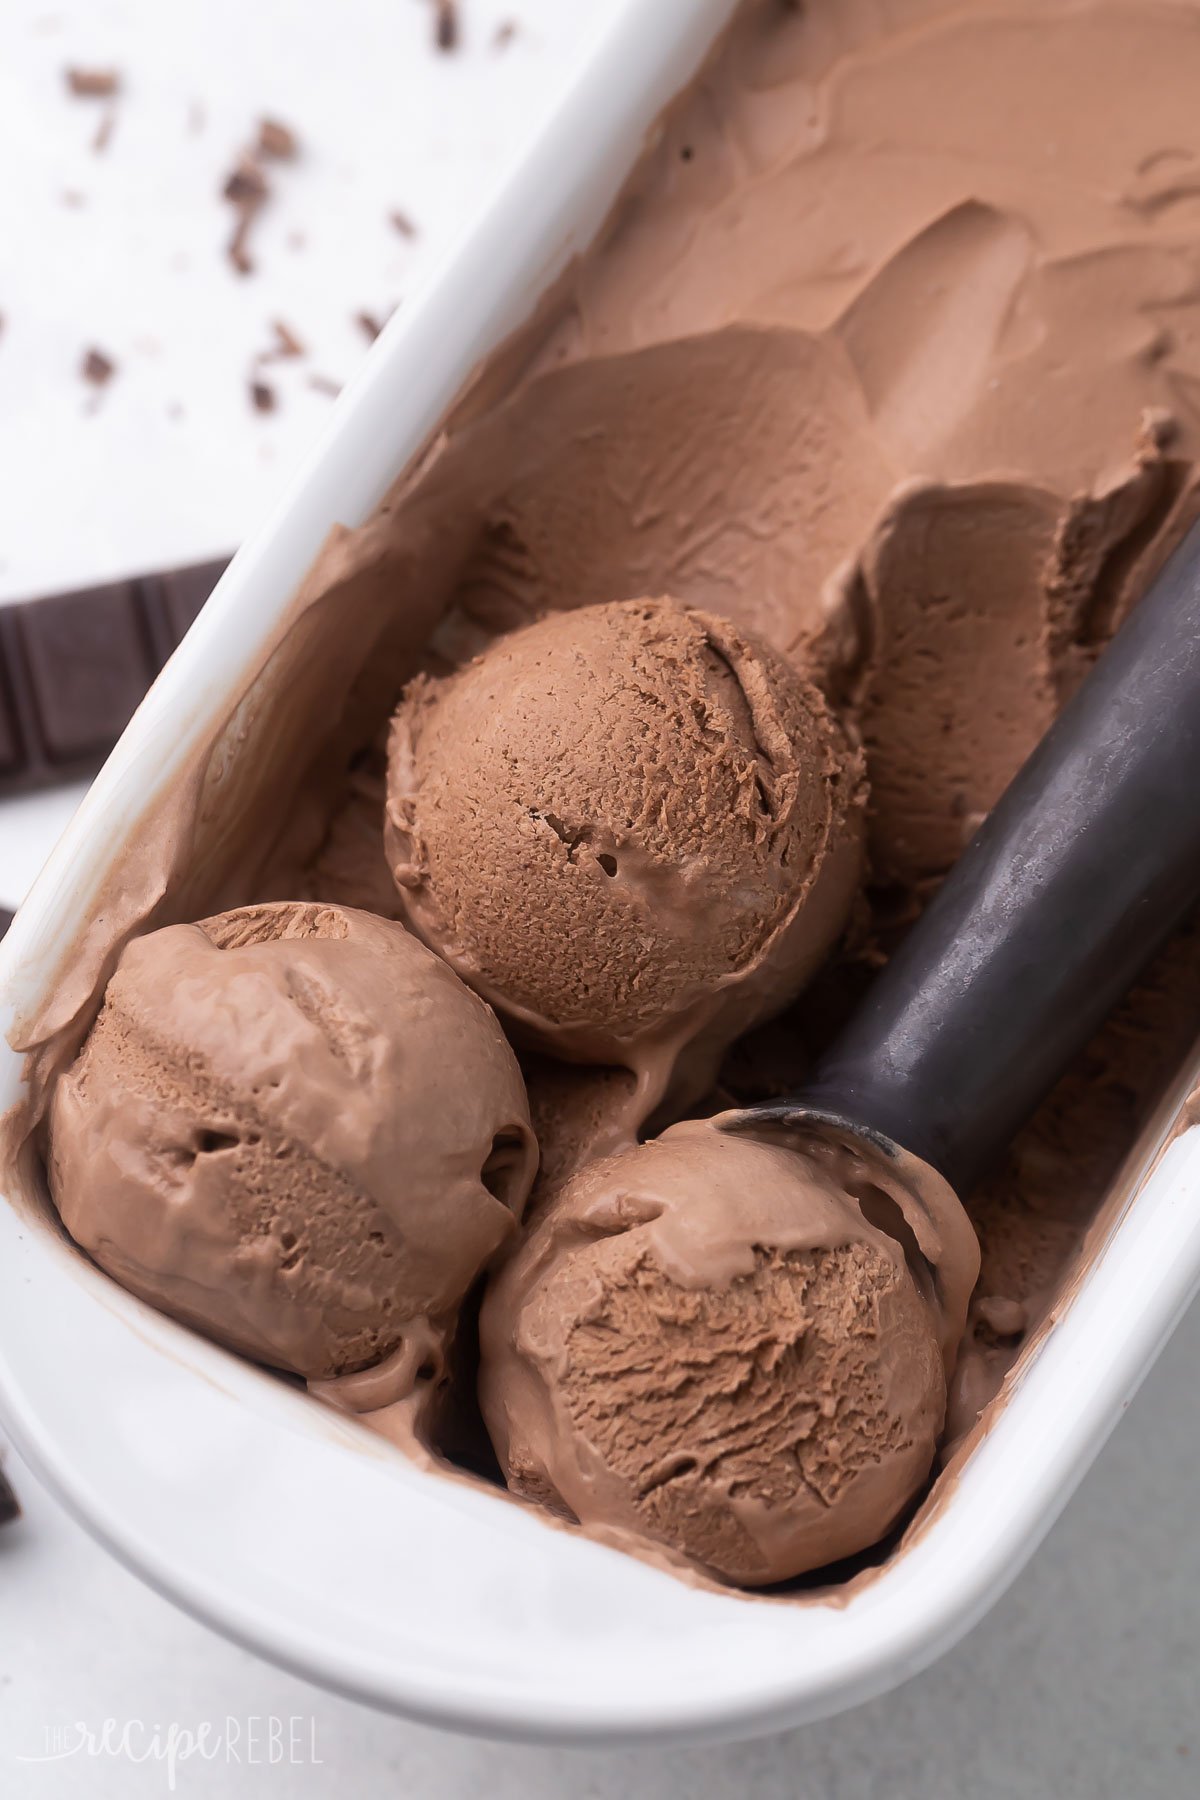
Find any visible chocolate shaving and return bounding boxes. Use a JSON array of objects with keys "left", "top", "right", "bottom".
[
  {"left": 81, "top": 347, "right": 115, "bottom": 386},
  {"left": 257, "top": 117, "right": 298, "bottom": 161},
  {"left": 223, "top": 154, "right": 267, "bottom": 206},
  {"left": 222, "top": 152, "right": 269, "bottom": 275},
  {"left": 389, "top": 208, "right": 418, "bottom": 239},
  {"left": 434, "top": 0, "right": 459, "bottom": 51},
  {"left": 355, "top": 310, "right": 384, "bottom": 343},
  {"left": 493, "top": 20, "right": 518, "bottom": 49},
  {"left": 308, "top": 373, "right": 341, "bottom": 398},
  {"left": 65, "top": 66, "right": 119, "bottom": 97},
  {"left": 250, "top": 379, "right": 276, "bottom": 413},
  {"left": 265, "top": 318, "right": 305, "bottom": 361},
  {"left": 221, "top": 121, "right": 300, "bottom": 275},
  {"left": 92, "top": 107, "right": 116, "bottom": 154},
  {"left": 228, "top": 227, "right": 255, "bottom": 275}
]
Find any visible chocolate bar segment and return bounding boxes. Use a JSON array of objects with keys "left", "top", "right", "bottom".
[
  {"left": 0, "top": 670, "right": 20, "bottom": 775},
  {"left": 0, "top": 556, "right": 229, "bottom": 798},
  {"left": 157, "top": 564, "right": 223, "bottom": 645},
  {"left": 16, "top": 582, "right": 154, "bottom": 764}
]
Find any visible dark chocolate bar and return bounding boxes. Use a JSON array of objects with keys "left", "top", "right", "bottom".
[{"left": 0, "top": 557, "right": 229, "bottom": 799}]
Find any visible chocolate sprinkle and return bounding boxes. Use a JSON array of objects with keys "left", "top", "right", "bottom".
[
  {"left": 222, "top": 154, "right": 267, "bottom": 206},
  {"left": 221, "top": 119, "right": 301, "bottom": 275},
  {"left": 257, "top": 117, "right": 298, "bottom": 161},
  {"left": 265, "top": 319, "right": 305, "bottom": 361},
  {"left": 222, "top": 152, "right": 269, "bottom": 275},
  {"left": 92, "top": 107, "right": 116, "bottom": 154},
  {"left": 434, "top": 0, "right": 459, "bottom": 52},
  {"left": 65, "top": 67, "right": 120, "bottom": 98},
  {"left": 250, "top": 378, "right": 277, "bottom": 413},
  {"left": 81, "top": 347, "right": 115, "bottom": 386}
]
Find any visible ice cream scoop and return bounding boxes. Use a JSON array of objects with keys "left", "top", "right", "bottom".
[
  {"left": 49, "top": 901, "right": 537, "bottom": 1398},
  {"left": 479, "top": 1118, "right": 977, "bottom": 1587},
  {"left": 747, "top": 520, "right": 1200, "bottom": 1201},
  {"left": 385, "top": 597, "right": 865, "bottom": 1122},
  {"left": 482, "top": 523, "right": 1200, "bottom": 1586}
]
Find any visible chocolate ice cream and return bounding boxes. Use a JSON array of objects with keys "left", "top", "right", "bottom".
[
  {"left": 49, "top": 901, "right": 537, "bottom": 1398},
  {"left": 387, "top": 598, "right": 865, "bottom": 1116},
  {"left": 21, "top": 0, "right": 1200, "bottom": 1598},
  {"left": 480, "top": 1118, "right": 978, "bottom": 1584}
]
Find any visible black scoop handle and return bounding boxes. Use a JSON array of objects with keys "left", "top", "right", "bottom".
[{"left": 796, "top": 521, "right": 1200, "bottom": 1196}]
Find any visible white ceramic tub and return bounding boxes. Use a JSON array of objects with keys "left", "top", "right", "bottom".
[{"left": 2, "top": 0, "right": 1200, "bottom": 1746}]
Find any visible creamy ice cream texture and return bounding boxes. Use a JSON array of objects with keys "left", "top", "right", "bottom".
[
  {"left": 481, "top": 1118, "right": 978, "bottom": 1585},
  {"left": 26, "top": 0, "right": 1200, "bottom": 1592},
  {"left": 49, "top": 902, "right": 537, "bottom": 1396},
  {"left": 386, "top": 597, "right": 865, "bottom": 1117}
]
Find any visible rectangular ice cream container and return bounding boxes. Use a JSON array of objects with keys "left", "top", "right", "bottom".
[{"left": 3, "top": 0, "right": 1200, "bottom": 1746}]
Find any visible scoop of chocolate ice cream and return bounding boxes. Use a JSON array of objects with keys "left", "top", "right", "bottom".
[
  {"left": 49, "top": 901, "right": 537, "bottom": 1392},
  {"left": 479, "top": 1117, "right": 978, "bottom": 1586},
  {"left": 386, "top": 598, "right": 865, "bottom": 1118}
]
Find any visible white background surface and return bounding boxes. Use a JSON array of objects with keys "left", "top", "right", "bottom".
[{"left": 0, "top": 2, "right": 1198, "bottom": 1794}]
